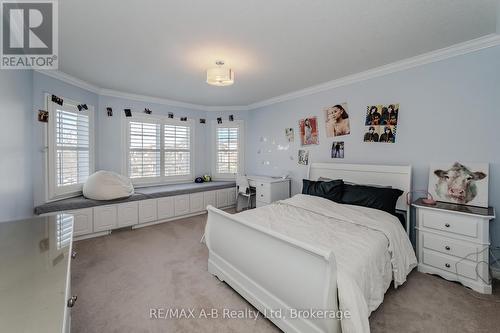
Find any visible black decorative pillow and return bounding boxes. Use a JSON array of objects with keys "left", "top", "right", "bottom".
[
  {"left": 341, "top": 184, "right": 403, "bottom": 215},
  {"left": 302, "top": 179, "right": 344, "bottom": 203},
  {"left": 394, "top": 212, "right": 406, "bottom": 229}
]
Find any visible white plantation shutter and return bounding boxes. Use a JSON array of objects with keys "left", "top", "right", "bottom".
[
  {"left": 48, "top": 97, "right": 94, "bottom": 200},
  {"left": 56, "top": 109, "right": 90, "bottom": 186},
  {"left": 129, "top": 121, "right": 161, "bottom": 178},
  {"left": 125, "top": 116, "right": 193, "bottom": 184},
  {"left": 164, "top": 125, "right": 190, "bottom": 176},
  {"left": 216, "top": 127, "right": 239, "bottom": 174}
]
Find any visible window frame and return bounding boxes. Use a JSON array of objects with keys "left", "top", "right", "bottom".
[
  {"left": 46, "top": 94, "right": 95, "bottom": 201},
  {"left": 211, "top": 120, "right": 244, "bottom": 180},
  {"left": 122, "top": 113, "right": 195, "bottom": 186}
]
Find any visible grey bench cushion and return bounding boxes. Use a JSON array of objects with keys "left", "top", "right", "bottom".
[{"left": 34, "top": 181, "right": 235, "bottom": 215}]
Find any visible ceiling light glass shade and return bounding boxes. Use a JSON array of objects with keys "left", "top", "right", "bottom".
[{"left": 206, "top": 67, "right": 234, "bottom": 86}]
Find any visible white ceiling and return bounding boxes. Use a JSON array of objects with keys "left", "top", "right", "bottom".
[{"left": 59, "top": 0, "right": 498, "bottom": 107}]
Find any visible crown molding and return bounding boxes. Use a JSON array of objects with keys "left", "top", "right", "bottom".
[
  {"left": 34, "top": 70, "right": 250, "bottom": 112},
  {"left": 35, "top": 69, "right": 101, "bottom": 94},
  {"left": 36, "top": 33, "right": 500, "bottom": 112},
  {"left": 247, "top": 33, "right": 500, "bottom": 110},
  {"left": 98, "top": 88, "right": 249, "bottom": 112}
]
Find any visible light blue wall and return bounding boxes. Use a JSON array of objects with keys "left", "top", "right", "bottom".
[
  {"left": 0, "top": 71, "right": 34, "bottom": 221},
  {"left": 245, "top": 45, "right": 500, "bottom": 247}
]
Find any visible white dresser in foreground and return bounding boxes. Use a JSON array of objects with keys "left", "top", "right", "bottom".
[
  {"left": 413, "top": 198, "right": 495, "bottom": 294},
  {"left": 247, "top": 175, "right": 291, "bottom": 208}
]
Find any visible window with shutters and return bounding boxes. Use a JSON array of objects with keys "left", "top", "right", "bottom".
[
  {"left": 212, "top": 120, "right": 244, "bottom": 179},
  {"left": 164, "top": 125, "right": 190, "bottom": 177},
  {"left": 124, "top": 114, "right": 194, "bottom": 185},
  {"left": 47, "top": 96, "right": 94, "bottom": 200}
]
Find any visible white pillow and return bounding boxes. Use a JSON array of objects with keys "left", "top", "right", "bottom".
[{"left": 83, "top": 171, "right": 134, "bottom": 200}]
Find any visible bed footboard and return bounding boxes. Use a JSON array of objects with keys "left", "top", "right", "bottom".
[{"left": 205, "top": 206, "right": 341, "bottom": 333}]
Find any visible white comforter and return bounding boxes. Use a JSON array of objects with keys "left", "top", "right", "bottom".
[{"left": 235, "top": 194, "right": 417, "bottom": 333}]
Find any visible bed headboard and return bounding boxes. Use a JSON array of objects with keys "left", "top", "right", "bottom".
[{"left": 308, "top": 163, "right": 412, "bottom": 231}]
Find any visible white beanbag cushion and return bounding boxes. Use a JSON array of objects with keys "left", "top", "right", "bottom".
[{"left": 83, "top": 171, "right": 134, "bottom": 200}]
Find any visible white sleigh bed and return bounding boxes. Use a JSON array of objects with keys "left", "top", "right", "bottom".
[{"left": 204, "top": 163, "right": 416, "bottom": 333}]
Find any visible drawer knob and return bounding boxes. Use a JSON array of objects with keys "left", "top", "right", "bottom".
[
  {"left": 260, "top": 194, "right": 263, "bottom": 197},
  {"left": 71, "top": 251, "right": 77, "bottom": 259},
  {"left": 445, "top": 263, "right": 451, "bottom": 268},
  {"left": 445, "top": 246, "right": 451, "bottom": 251},
  {"left": 445, "top": 223, "right": 450, "bottom": 228},
  {"left": 67, "top": 295, "right": 78, "bottom": 308}
]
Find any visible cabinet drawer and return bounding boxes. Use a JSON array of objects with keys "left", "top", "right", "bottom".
[
  {"left": 256, "top": 184, "right": 271, "bottom": 203},
  {"left": 93, "top": 205, "right": 117, "bottom": 232},
  {"left": 422, "top": 249, "right": 477, "bottom": 280},
  {"left": 190, "top": 193, "right": 204, "bottom": 213},
  {"left": 139, "top": 199, "right": 157, "bottom": 223},
  {"left": 204, "top": 191, "right": 217, "bottom": 209},
  {"left": 157, "top": 197, "right": 175, "bottom": 220},
  {"left": 421, "top": 232, "right": 479, "bottom": 261},
  {"left": 117, "top": 202, "right": 138, "bottom": 227},
  {"left": 420, "top": 209, "right": 478, "bottom": 238},
  {"left": 68, "top": 208, "right": 93, "bottom": 236},
  {"left": 174, "top": 195, "right": 190, "bottom": 216}
]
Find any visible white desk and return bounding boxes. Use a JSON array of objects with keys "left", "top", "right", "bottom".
[{"left": 247, "top": 175, "right": 291, "bottom": 208}]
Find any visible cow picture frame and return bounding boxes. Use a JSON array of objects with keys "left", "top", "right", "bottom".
[{"left": 428, "top": 162, "right": 489, "bottom": 208}]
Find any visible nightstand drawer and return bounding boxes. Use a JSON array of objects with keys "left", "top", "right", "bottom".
[
  {"left": 422, "top": 232, "right": 479, "bottom": 261},
  {"left": 422, "top": 249, "right": 477, "bottom": 280},
  {"left": 421, "top": 209, "right": 478, "bottom": 238}
]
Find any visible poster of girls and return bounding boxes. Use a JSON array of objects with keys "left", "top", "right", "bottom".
[
  {"left": 363, "top": 104, "right": 399, "bottom": 143},
  {"left": 299, "top": 117, "right": 319, "bottom": 145}
]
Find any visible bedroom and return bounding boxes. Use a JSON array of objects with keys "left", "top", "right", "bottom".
[{"left": 1, "top": 0, "right": 500, "bottom": 332}]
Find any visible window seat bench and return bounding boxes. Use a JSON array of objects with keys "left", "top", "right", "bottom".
[{"left": 34, "top": 181, "right": 236, "bottom": 240}]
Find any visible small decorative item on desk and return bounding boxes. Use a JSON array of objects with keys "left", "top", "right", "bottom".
[
  {"left": 195, "top": 177, "right": 204, "bottom": 183},
  {"left": 202, "top": 175, "right": 212, "bottom": 182}
]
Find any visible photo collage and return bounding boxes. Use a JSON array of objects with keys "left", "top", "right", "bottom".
[{"left": 363, "top": 104, "right": 399, "bottom": 143}]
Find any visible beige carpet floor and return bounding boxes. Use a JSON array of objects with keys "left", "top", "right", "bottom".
[{"left": 72, "top": 211, "right": 500, "bottom": 333}]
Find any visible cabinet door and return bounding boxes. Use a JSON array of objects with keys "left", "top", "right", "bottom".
[
  {"left": 117, "top": 202, "right": 139, "bottom": 227},
  {"left": 217, "top": 189, "right": 229, "bottom": 208},
  {"left": 157, "top": 197, "right": 175, "bottom": 220},
  {"left": 227, "top": 188, "right": 237, "bottom": 206},
  {"left": 190, "top": 193, "right": 204, "bottom": 213},
  {"left": 204, "top": 191, "right": 217, "bottom": 209},
  {"left": 93, "top": 205, "right": 117, "bottom": 232},
  {"left": 68, "top": 208, "right": 93, "bottom": 237},
  {"left": 139, "top": 199, "right": 158, "bottom": 223},
  {"left": 174, "top": 195, "right": 190, "bottom": 216}
]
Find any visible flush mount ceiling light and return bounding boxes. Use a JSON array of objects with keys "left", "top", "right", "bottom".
[{"left": 206, "top": 60, "right": 234, "bottom": 86}]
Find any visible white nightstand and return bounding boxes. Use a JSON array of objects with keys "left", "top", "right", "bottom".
[{"left": 413, "top": 198, "right": 495, "bottom": 294}]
